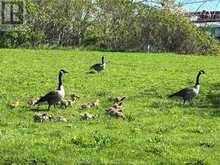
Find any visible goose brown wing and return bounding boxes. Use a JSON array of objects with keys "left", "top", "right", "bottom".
[
  {"left": 44, "top": 91, "right": 59, "bottom": 99},
  {"left": 169, "top": 87, "right": 194, "bottom": 98},
  {"left": 90, "top": 63, "right": 101, "bottom": 70},
  {"left": 176, "top": 88, "right": 194, "bottom": 97},
  {"left": 36, "top": 91, "right": 59, "bottom": 103}
]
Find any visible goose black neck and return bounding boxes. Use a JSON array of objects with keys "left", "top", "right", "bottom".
[
  {"left": 195, "top": 72, "right": 201, "bottom": 86},
  {"left": 58, "top": 72, "right": 63, "bottom": 90},
  {"left": 102, "top": 57, "right": 104, "bottom": 64}
]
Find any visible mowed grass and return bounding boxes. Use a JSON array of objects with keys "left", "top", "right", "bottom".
[{"left": 0, "top": 49, "right": 220, "bottom": 165}]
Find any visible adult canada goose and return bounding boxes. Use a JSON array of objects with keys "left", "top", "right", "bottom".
[
  {"left": 168, "top": 70, "right": 205, "bottom": 104},
  {"left": 90, "top": 56, "right": 106, "bottom": 72},
  {"left": 35, "top": 69, "right": 68, "bottom": 110}
]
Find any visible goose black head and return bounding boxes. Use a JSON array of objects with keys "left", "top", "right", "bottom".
[
  {"left": 199, "top": 69, "right": 205, "bottom": 74},
  {"left": 60, "top": 69, "right": 68, "bottom": 75}
]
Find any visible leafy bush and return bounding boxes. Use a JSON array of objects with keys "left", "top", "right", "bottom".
[{"left": 0, "top": 0, "right": 219, "bottom": 55}]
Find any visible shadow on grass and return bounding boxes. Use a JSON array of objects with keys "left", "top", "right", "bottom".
[
  {"left": 196, "top": 83, "right": 220, "bottom": 108},
  {"left": 209, "top": 82, "right": 220, "bottom": 91},
  {"left": 137, "top": 88, "right": 163, "bottom": 99},
  {"left": 107, "top": 83, "right": 220, "bottom": 117},
  {"left": 28, "top": 107, "right": 50, "bottom": 112},
  {"left": 167, "top": 83, "right": 220, "bottom": 115},
  {"left": 189, "top": 83, "right": 220, "bottom": 117},
  {"left": 86, "top": 70, "right": 97, "bottom": 74},
  {"left": 148, "top": 100, "right": 176, "bottom": 110},
  {"left": 203, "top": 93, "right": 220, "bottom": 108},
  {"left": 135, "top": 87, "right": 196, "bottom": 110},
  {"left": 185, "top": 159, "right": 206, "bottom": 165}
]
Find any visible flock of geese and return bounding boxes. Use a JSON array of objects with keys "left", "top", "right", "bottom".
[
  {"left": 35, "top": 56, "right": 106, "bottom": 110},
  {"left": 34, "top": 56, "right": 205, "bottom": 110}
]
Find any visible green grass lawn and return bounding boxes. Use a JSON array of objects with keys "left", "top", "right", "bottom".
[{"left": 0, "top": 49, "right": 220, "bottom": 165}]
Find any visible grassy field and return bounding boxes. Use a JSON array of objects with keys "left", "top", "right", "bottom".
[{"left": 0, "top": 49, "right": 220, "bottom": 165}]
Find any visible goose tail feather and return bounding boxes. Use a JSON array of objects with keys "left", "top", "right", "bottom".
[
  {"left": 34, "top": 96, "right": 47, "bottom": 105},
  {"left": 168, "top": 92, "right": 177, "bottom": 98}
]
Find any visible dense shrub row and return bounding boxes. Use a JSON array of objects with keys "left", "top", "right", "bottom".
[{"left": 0, "top": 0, "right": 219, "bottom": 55}]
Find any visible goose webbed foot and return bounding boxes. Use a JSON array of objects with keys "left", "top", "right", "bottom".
[{"left": 183, "top": 99, "right": 186, "bottom": 105}]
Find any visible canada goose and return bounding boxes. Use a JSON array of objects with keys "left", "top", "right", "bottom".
[
  {"left": 168, "top": 70, "right": 205, "bottom": 104},
  {"left": 80, "top": 99, "right": 100, "bottom": 109},
  {"left": 33, "top": 113, "right": 52, "bottom": 122},
  {"left": 107, "top": 109, "right": 125, "bottom": 118},
  {"left": 60, "top": 99, "right": 73, "bottom": 109},
  {"left": 106, "top": 96, "right": 126, "bottom": 118},
  {"left": 90, "top": 56, "right": 106, "bottom": 72},
  {"left": 33, "top": 113, "right": 67, "bottom": 122},
  {"left": 80, "top": 112, "right": 95, "bottom": 120},
  {"left": 8, "top": 101, "right": 19, "bottom": 109},
  {"left": 35, "top": 69, "right": 68, "bottom": 110},
  {"left": 52, "top": 115, "right": 67, "bottom": 122},
  {"left": 70, "top": 94, "right": 80, "bottom": 101},
  {"left": 27, "top": 97, "right": 40, "bottom": 106},
  {"left": 91, "top": 99, "right": 100, "bottom": 107}
]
